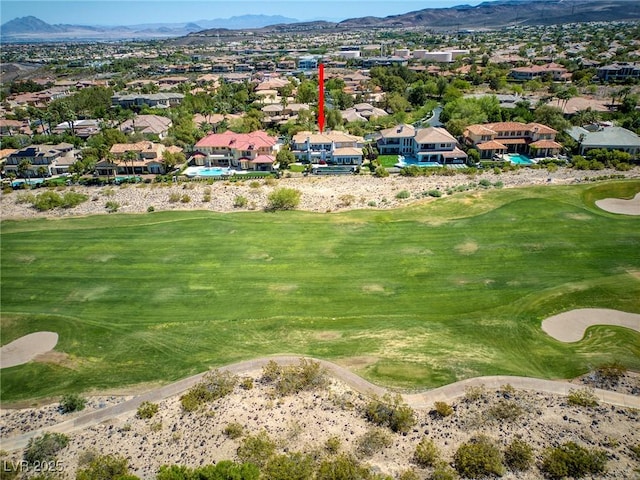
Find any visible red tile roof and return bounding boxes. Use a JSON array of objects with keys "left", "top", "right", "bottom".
[{"left": 195, "top": 131, "right": 277, "bottom": 150}]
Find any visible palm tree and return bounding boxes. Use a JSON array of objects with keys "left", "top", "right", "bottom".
[
  {"left": 17, "top": 159, "right": 32, "bottom": 181},
  {"left": 124, "top": 150, "right": 137, "bottom": 175}
]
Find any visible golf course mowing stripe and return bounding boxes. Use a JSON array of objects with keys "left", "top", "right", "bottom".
[{"left": 1, "top": 181, "right": 639, "bottom": 401}]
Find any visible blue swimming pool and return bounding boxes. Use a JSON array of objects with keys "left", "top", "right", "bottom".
[
  {"left": 505, "top": 154, "right": 534, "bottom": 165},
  {"left": 396, "top": 158, "right": 442, "bottom": 168},
  {"left": 184, "top": 166, "right": 233, "bottom": 177}
]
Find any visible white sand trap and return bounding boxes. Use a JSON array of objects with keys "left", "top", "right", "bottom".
[
  {"left": 0, "top": 332, "right": 59, "bottom": 369},
  {"left": 542, "top": 308, "right": 640, "bottom": 342},
  {"left": 595, "top": 193, "right": 640, "bottom": 215}
]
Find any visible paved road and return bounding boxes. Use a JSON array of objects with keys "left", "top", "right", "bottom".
[{"left": 2, "top": 355, "right": 639, "bottom": 452}]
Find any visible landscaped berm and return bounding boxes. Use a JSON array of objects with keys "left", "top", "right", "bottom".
[{"left": 1, "top": 181, "right": 639, "bottom": 403}]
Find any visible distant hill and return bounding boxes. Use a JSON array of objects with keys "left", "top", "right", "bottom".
[
  {"left": 337, "top": 0, "right": 640, "bottom": 28},
  {"left": 0, "top": 14, "right": 299, "bottom": 42}
]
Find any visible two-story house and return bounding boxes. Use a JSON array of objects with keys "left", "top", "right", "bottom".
[
  {"left": 4, "top": 143, "right": 75, "bottom": 177},
  {"left": 464, "top": 122, "right": 562, "bottom": 159},
  {"left": 291, "top": 131, "right": 364, "bottom": 166},
  {"left": 376, "top": 125, "right": 467, "bottom": 165},
  {"left": 193, "top": 131, "right": 278, "bottom": 171},
  {"left": 95, "top": 141, "right": 183, "bottom": 176}
]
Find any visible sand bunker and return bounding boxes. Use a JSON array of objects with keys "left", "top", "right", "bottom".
[
  {"left": 542, "top": 308, "right": 640, "bottom": 342},
  {"left": 0, "top": 332, "right": 59, "bottom": 368},
  {"left": 595, "top": 193, "right": 640, "bottom": 215}
]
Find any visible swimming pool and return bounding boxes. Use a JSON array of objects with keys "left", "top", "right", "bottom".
[
  {"left": 184, "top": 166, "right": 234, "bottom": 177},
  {"left": 395, "top": 158, "right": 443, "bottom": 168},
  {"left": 505, "top": 154, "right": 534, "bottom": 165}
]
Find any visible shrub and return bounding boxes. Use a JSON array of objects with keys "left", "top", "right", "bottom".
[
  {"left": 396, "top": 190, "right": 411, "bottom": 199},
  {"left": 430, "top": 462, "right": 458, "bottom": 480},
  {"left": 364, "top": 393, "right": 416, "bottom": 433},
  {"left": 540, "top": 442, "right": 607, "bottom": 479},
  {"left": 224, "top": 422, "right": 244, "bottom": 439},
  {"left": 317, "top": 454, "right": 371, "bottom": 480},
  {"left": 453, "top": 435, "right": 504, "bottom": 478},
  {"left": 504, "top": 438, "right": 534, "bottom": 472},
  {"left": 493, "top": 181, "right": 504, "bottom": 188},
  {"left": 427, "top": 189, "right": 442, "bottom": 197},
  {"left": 234, "top": 195, "right": 248, "bottom": 208},
  {"left": 147, "top": 206, "right": 155, "bottom": 212},
  {"left": 263, "top": 452, "right": 315, "bottom": 480},
  {"left": 59, "top": 393, "right": 86, "bottom": 413},
  {"left": 266, "top": 187, "right": 301, "bottom": 211},
  {"left": 180, "top": 194, "right": 191, "bottom": 203},
  {"left": 24, "top": 432, "right": 69, "bottom": 464},
  {"left": 479, "top": 178, "right": 492, "bottom": 188},
  {"left": 398, "top": 469, "right": 420, "bottom": 480},
  {"left": 136, "top": 401, "right": 158, "bottom": 419},
  {"left": 434, "top": 401, "right": 454, "bottom": 417},
  {"left": 567, "top": 388, "right": 598, "bottom": 407},
  {"left": 261, "top": 358, "right": 327, "bottom": 396},
  {"left": 414, "top": 437, "right": 440, "bottom": 467},
  {"left": 61, "top": 191, "right": 88, "bottom": 208},
  {"left": 150, "top": 421, "right": 162, "bottom": 432},
  {"left": 105, "top": 200, "right": 120, "bottom": 213},
  {"left": 76, "top": 454, "right": 130, "bottom": 480},
  {"left": 168, "top": 192, "right": 181, "bottom": 203},
  {"left": 374, "top": 166, "right": 389, "bottom": 177},
  {"left": 236, "top": 431, "right": 276, "bottom": 468},
  {"left": 240, "top": 377, "right": 254, "bottom": 390},
  {"left": 630, "top": 444, "right": 640, "bottom": 460},
  {"left": 485, "top": 399, "right": 524, "bottom": 422},
  {"left": 32, "top": 191, "right": 63, "bottom": 211},
  {"left": 594, "top": 361, "right": 627, "bottom": 387},
  {"left": 180, "top": 369, "right": 238, "bottom": 411},
  {"left": 463, "top": 385, "right": 486, "bottom": 402},
  {"left": 261, "top": 360, "right": 282, "bottom": 383},
  {"left": 355, "top": 427, "right": 393, "bottom": 458},
  {"left": 325, "top": 435, "right": 341, "bottom": 454}
]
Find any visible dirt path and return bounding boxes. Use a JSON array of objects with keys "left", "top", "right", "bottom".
[{"left": 2, "top": 355, "right": 639, "bottom": 452}]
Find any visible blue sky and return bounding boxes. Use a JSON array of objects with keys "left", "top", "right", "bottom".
[{"left": 1, "top": 0, "right": 497, "bottom": 25}]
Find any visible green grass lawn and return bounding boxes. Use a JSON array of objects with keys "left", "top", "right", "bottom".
[
  {"left": 378, "top": 155, "right": 399, "bottom": 168},
  {"left": 1, "top": 181, "right": 639, "bottom": 402}
]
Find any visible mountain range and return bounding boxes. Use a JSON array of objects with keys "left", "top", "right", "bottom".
[
  {"left": 2, "top": 0, "right": 640, "bottom": 43},
  {"left": 0, "top": 14, "right": 300, "bottom": 42}
]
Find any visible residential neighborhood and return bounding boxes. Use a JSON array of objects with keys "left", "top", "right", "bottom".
[{"left": 1, "top": 17, "right": 639, "bottom": 187}]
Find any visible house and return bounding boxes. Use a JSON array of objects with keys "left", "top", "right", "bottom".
[
  {"left": 111, "top": 93, "right": 184, "bottom": 109},
  {"left": 376, "top": 125, "right": 467, "bottom": 165},
  {"left": 291, "top": 131, "right": 364, "bottom": 166},
  {"left": 377, "top": 124, "right": 417, "bottom": 156},
  {"left": 298, "top": 56, "right": 319, "bottom": 70},
  {"left": 566, "top": 125, "right": 640, "bottom": 157},
  {"left": 120, "top": 115, "right": 172, "bottom": 139},
  {"left": 52, "top": 119, "right": 101, "bottom": 139},
  {"left": 193, "top": 131, "right": 278, "bottom": 171},
  {"left": 4, "top": 143, "right": 75, "bottom": 177},
  {"left": 509, "top": 63, "right": 571, "bottom": 82},
  {"left": 464, "top": 122, "right": 562, "bottom": 159},
  {"left": 341, "top": 103, "right": 388, "bottom": 123},
  {"left": 596, "top": 62, "right": 640, "bottom": 82},
  {"left": 0, "top": 119, "right": 32, "bottom": 136},
  {"left": 95, "top": 141, "right": 182, "bottom": 176}
]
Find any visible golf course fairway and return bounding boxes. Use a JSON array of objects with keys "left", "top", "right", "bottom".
[{"left": 1, "top": 181, "right": 639, "bottom": 402}]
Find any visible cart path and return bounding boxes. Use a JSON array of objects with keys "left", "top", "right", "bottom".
[{"left": 2, "top": 355, "right": 639, "bottom": 452}]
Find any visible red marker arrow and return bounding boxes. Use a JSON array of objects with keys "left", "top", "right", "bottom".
[{"left": 318, "top": 63, "right": 324, "bottom": 133}]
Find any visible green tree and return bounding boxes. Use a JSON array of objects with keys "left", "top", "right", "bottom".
[
  {"left": 276, "top": 146, "right": 295, "bottom": 170},
  {"left": 17, "top": 159, "right": 32, "bottom": 180}
]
